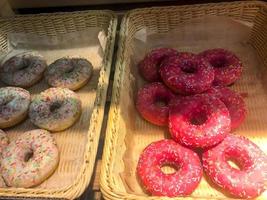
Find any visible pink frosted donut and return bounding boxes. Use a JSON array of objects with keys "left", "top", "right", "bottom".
[
  {"left": 138, "top": 48, "right": 178, "bottom": 82},
  {"left": 169, "top": 94, "right": 231, "bottom": 148},
  {"left": 1, "top": 129, "right": 59, "bottom": 188},
  {"left": 207, "top": 87, "right": 247, "bottom": 130},
  {"left": 136, "top": 82, "right": 176, "bottom": 126},
  {"left": 199, "top": 48, "right": 242, "bottom": 86},
  {"left": 137, "top": 139, "right": 202, "bottom": 197},
  {"left": 202, "top": 134, "right": 267, "bottom": 198},
  {"left": 159, "top": 53, "right": 214, "bottom": 95},
  {"left": 0, "top": 51, "right": 47, "bottom": 88}
]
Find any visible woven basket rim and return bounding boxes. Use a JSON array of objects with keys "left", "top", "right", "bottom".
[
  {"left": 0, "top": 10, "right": 117, "bottom": 199},
  {"left": 100, "top": 1, "right": 267, "bottom": 200}
]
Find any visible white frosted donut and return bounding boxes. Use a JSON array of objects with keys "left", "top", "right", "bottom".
[
  {"left": 29, "top": 88, "right": 82, "bottom": 132},
  {"left": 45, "top": 58, "right": 93, "bottom": 90},
  {"left": 0, "top": 51, "right": 47, "bottom": 88},
  {"left": 0, "top": 87, "right": 30, "bottom": 128},
  {"left": 1, "top": 129, "right": 59, "bottom": 188}
]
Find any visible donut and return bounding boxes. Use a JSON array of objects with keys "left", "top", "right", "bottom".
[
  {"left": 169, "top": 94, "right": 231, "bottom": 148},
  {"left": 0, "top": 87, "right": 30, "bottom": 128},
  {"left": 45, "top": 58, "right": 93, "bottom": 90},
  {"left": 137, "top": 139, "right": 202, "bottom": 197},
  {"left": 29, "top": 87, "right": 82, "bottom": 132},
  {"left": 138, "top": 48, "right": 178, "bottom": 82},
  {"left": 136, "top": 82, "right": 176, "bottom": 126},
  {"left": 159, "top": 52, "right": 214, "bottom": 95},
  {"left": 202, "top": 134, "right": 267, "bottom": 198},
  {"left": 199, "top": 48, "right": 242, "bottom": 86},
  {"left": 207, "top": 87, "right": 247, "bottom": 130},
  {"left": 1, "top": 129, "right": 59, "bottom": 188},
  {"left": 0, "top": 51, "right": 47, "bottom": 88}
]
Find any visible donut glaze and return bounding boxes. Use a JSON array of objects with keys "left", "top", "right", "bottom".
[
  {"left": 137, "top": 139, "right": 202, "bottom": 197},
  {"left": 199, "top": 48, "right": 242, "bottom": 86},
  {"left": 29, "top": 88, "right": 82, "bottom": 132},
  {"left": 0, "top": 129, "right": 9, "bottom": 188},
  {"left": 0, "top": 51, "right": 47, "bottom": 88},
  {"left": 169, "top": 94, "right": 231, "bottom": 148},
  {"left": 160, "top": 53, "right": 214, "bottom": 95},
  {"left": 1, "top": 129, "right": 59, "bottom": 188},
  {"left": 136, "top": 82, "right": 176, "bottom": 126},
  {"left": 45, "top": 58, "right": 93, "bottom": 90},
  {"left": 138, "top": 48, "right": 178, "bottom": 82},
  {"left": 202, "top": 134, "right": 267, "bottom": 198},
  {"left": 0, "top": 87, "right": 30, "bottom": 128},
  {"left": 207, "top": 87, "right": 247, "bottom": 130}
]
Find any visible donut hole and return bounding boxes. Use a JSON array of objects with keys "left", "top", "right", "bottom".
[
  {"left": 181, "top": 61, "right": 197, "bottom": 74},
  {"left": 161, "top": 163, "right": 180, "bottom": 174},
  {"left": 24, "top": 150, "right": 34, "bottom": 162},
  {"left": 50, "top": 101, "right": 62, "bottom": 112},
  {"left": 18, "top": 58, "right": 30, "bottom": 70},
  {"left": 227, "top": 158, "right": 242, "bottom": 170},
  {"left": 210, "top": 56, "right": 228, "bottom": 68},
  {"left": 65, "top": 65, "right": 75, "bottom": 73},
  {"left": 190, "top": 111, "right": 208, "bottom": 125},
  {"left": 154, "top": 96, "right": 168, "bottom": 107}
]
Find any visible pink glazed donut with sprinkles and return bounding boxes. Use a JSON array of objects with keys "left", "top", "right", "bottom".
[
  {"left": 1, "top": 129, "right": 59, "bottom": 188},
  {"left": 29, "top": 87, "right": 82, "bottom": 132},
  {"left": 199, "top": 48, "right": 243, "bottom": 86},
  {"left": 138, "top": 48, "right": 178, "bottom": 82},
  {"left": 159, "top": 52, "right": 214, "bottom": 95},
  {"left": 202, "top": 134, "right": 267, "bottom": 199},
  {"left": 136, "top": 82, "right": 176, "bottom": 126},
  {"left": 169, "top": 94, "right": 231, "bottom": 148},
  {"left": 137, "top": 139, "right": 202, "bottom": 197}
]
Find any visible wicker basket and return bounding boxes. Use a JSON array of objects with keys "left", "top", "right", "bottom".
[
  {"left": 0, "top": 10, "right": 117, "bottom": 199},
  {"left": 100, "top": 1, "right": 267, "bottom": 199}
]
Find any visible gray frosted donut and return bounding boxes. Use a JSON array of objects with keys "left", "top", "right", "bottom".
[
  {"left": 0, "top": 51, "right": 47, "bottom": 88},
  {"left": 45, "top": 58, "right": 93, "bottom": 90},
  {"left": 0, "top": 87, "right": 30, "bottom": 128},
  {"left": 29, "top": 87, "right": 82, "bottom": 132}
]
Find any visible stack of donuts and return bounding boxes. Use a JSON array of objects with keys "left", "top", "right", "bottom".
[
  {"left": 0, "top": 50, "right": 93, "bottom": 188},
  {"left": 136, "top": 48, "right": 267, "bottom": 198}
]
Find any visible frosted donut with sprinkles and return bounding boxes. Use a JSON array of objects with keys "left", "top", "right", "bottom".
[
  {"left": 0, "top": 51, "right": 47, "bottom": 88},
  {"left": 138, "top": 48, "right": 178, "bottom": 82},
  {"left": 136, "top": 82, "right": 176, "bottom": 126},
  {"left": 202, "top": 134, "right": 267, "bottom": 198},
  {"left": 159, "top": 52, "right": 214, "bottom": 95},
  {"left": 207, "top": 86, "right": 247, "bottom": 130},
  {"left": 0, "top": 87, "right": 30, "bottom": 128},
  {"left": 29, "top": 87, "right": 82, "bottom": 132},
  {"left": 45, "top": 57, "right": 93, "bottom": 90},
  {"left": 1, "top": 129, "right": 59, "bottom": 188},
  {"left": 169, "top": 94, "right": 231, "bottom": 148},
  {"left": 137, "top": 139, "right": 202, "bottom": 197},
  {"left": 199, "top": 48, "right": 242, "bottom": 86}
]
